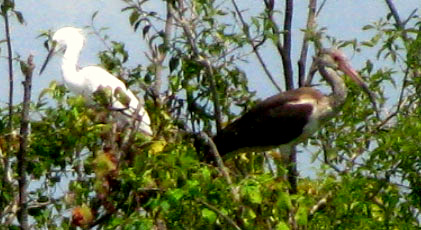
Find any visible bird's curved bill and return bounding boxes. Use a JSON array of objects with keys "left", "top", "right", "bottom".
[
  {"left": 339, "top": 60, "right": 378, "bottom": 113},
  {"left": 39, "top": 42, "right": 57, "bottom": 75}
]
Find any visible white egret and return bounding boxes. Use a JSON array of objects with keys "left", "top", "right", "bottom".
[{"left": 40, "top": 26, "right": 153, "bottom": 136}]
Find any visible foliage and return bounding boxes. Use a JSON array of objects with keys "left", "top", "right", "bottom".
[{"left": 0, "top": 0, "right": 420, "bottom": 229}]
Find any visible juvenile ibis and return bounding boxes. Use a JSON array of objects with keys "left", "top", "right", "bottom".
[
  {"left": 213, "top": 48, "right": 375, "bottom": 155},
  {"left": 39, "top": 27, "right": 153, "bottom": 136}
]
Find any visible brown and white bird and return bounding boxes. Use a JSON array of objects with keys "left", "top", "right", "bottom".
[{"left": 213, "top": 48, "right": 375, "bottom": 155}]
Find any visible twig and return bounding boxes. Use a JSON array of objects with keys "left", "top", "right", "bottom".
[
  {"left": 321, "top": 141, "right": 343, "bottom": 173},
  {"left": 231, "top": 0, "right": 282, "bottom": 92},
  {"left": 308, "top": 192, "right": 332, "bottom": 221},
  {"left": 374, "top": 68, "right": 410, "bottom": 131},
  {"left": 200, "top": 132, "right": 240, "bottom": 202},
  {"left": 384, "top": 0, "right": 408, "bottom": 39},
  {"left": 384, "top": 0, "right": 403, "bottom": 27},
  {"left": 18, "top": 54, "right": 35, "bottom": 230},
  {"left": 196, "top": 198, "right": 242, "bottom": 230},
  {"left": 200, "top": 132, "right": 232, "bottom": 185},
  {"left": 298, "top": 0, "right": 317, "bottom": 87},
  {"left": 316, "top": 0, "right": 328, "bottom": 16}
]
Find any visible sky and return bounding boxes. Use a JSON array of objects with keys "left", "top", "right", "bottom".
[{"left": 0, "top": 0, "right": 419, "bottom": 176}]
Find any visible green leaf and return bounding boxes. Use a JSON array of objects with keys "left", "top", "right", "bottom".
[
  {"left": 168, "top": 188, "right": 184, "bottom": 203},
  {"left": 129, "top": 11, "right": 140, "bottom": 26},
  {"left": 277, "top": 191, "right": 292, "bottom": 211},
  {"left": 276, "top": 221, "right": 290, "bottom": 230},
  {"left": 295, "top": 205, "right": 308, "bottom": 226},
  {"left": 13, "top": 10, "right": 25, "bottom": 24},
  {"left": 201, "top": 208, "right": 217, "bottom": 223},
  {"left": 362, "top": 24, "right": 374, "bottom": 30},
  {"left": 242, "top": 185, "right": 262, "bottom": 204}
]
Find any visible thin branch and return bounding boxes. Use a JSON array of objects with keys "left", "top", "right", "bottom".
[
  {"left": 18, "top": 54, "right": 35, "bottom": 230},
  {"left": 384, "top": 0, "right": 403, "bottom": 27},
  {"left": 3, "top": 4, "right": 14, "bottom": 187},
  {"left": 374, "top": 68, "right": 410, "bottom": 131},
  {"left": 231, "top": 0, "right": 282, "bottom": 92},
  {"left": 298, "top": 0, "right": 317, "bottom": 87},
  {"left": 197, "top": 198, "right": 242, "bottom": 230},
  {"left": 384, "top": 0, "right": 407, "bottom": 39},
  {"left": 286, "top": 146, "right": 298, "bottom": 194},
  {"left": 200, "top": 133, "right": 232, "bottom": 184},
  {"left": 316, "top": 0, "right": 328, "bottom": 16},
  {"left": 200, "top": 132, "right": 240, "bottom": 202},
  {"left": 308, "top": 192, "right": 332, "bottom": 221},
  {"left": 282, "top": 0, "right": 294, "bottom": 90}
]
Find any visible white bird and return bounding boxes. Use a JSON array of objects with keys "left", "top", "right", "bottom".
[{"left": 40, "top": 26, "right": 153, "bottom": 136}]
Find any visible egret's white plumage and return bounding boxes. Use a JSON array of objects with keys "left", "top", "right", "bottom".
[{"left": 40, "top": 27, "right": 153, "bottom": 135}]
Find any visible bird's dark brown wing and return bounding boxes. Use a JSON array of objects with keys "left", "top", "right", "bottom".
[{"left": 213, "top": 88, "right": 320, "bottom": 155}]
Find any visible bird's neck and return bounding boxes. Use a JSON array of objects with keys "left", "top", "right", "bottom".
[
  {"left": 318, "top": 65, "right": 347, "bottom": 110},
  {"left": 61, "top": 43, "right": 82, "bottom": 81}
]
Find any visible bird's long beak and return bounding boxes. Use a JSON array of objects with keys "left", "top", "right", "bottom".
[
  {"left": 39, "top": 42, "right": 56, "bottom": 75},
  {"left": 338, "top": 61, "right": 366, "bottom": 89},
  {"left": 339, "top": 60, "right": 379, "bottom": 116}
]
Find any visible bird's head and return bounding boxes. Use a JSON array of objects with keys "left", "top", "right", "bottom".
[
  {"left": 52, "top": 27, "right": 85, "bottom": 47},
  {"left": 39, "top": 26, "right": 85, "bottom": 74},
  {"left": 317, "top": 48, "right": 379, "bottom": 116},
  {"left": 317, "top": 48, "right": 366, "bottom": 88}
]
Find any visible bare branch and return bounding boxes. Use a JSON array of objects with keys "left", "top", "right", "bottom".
[
  {"left": 298, "top": 0, "right": 317, "bottom": 87},
  {"left": 2, "top": 3, "right": 14, "bottom": 188},
  {"left": 18, "top": 54, "right": 35, "bottom": 230},
  {"left": 384, "top": 0, "right": 408, "bottom": 40},
  {"left": 282, "top": 0, "right": 294, "bottom": 90},
  {"left": 316, "top": 0, "right": 328, "bottom": 16},
  {"left": 384, "top": 0, "right": 403, "bottom": 27}
]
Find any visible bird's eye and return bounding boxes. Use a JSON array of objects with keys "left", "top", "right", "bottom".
[{"left": 332, "top": 54, "right": 341, "bottom": 62}]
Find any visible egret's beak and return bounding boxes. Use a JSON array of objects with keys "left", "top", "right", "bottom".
[{"left": 39, "top": 42, "right": 57, "bottom": 75}]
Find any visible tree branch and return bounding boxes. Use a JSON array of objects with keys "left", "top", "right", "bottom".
[
  {"left": 308, "top": 192, "right": 332, "bottom": 221},
  {"left": 282, "top": 0, "right": 294, "bottom": 90},
  {"left": 2, "top": 2, "right": 14, "bottom": 187},
  {"left": 151, "top": 1, "right": 174, "bottom": 99},
  {"left": 231, "top": 0, "right": 282, "bottom": 92},
  {"left": 384, "top": 0, "right": 408, "bottom": 40},
  {"left": 197, "top": 198, "right": 242, "bottom": 230},
  {"left": 298, "top": 0, "right": 317, "bottom": 87},
  {"left": 172, "top": 1, "right": 224, "bottom": 133},
  {"left": 18, "top": 54, "right": 35, "bottom": 230}
]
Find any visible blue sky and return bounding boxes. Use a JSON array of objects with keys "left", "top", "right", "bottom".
[
  {"left": 1, "top": 1, "right": 417, "bottom": 100},
  {"left": 0, "top": 0, "right": 418, "bottom": 176}
]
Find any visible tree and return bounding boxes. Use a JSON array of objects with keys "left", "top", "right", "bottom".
[{"left": 0, "top": 0, "right": 420, "bottom": 229}]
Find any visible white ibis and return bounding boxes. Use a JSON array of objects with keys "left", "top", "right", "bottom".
[
  {"left": 39, "top": 27, "right": 153, "bottom": 136},
  {"left": 213, "top": 48, "right": 375, "bottom": 155}
]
